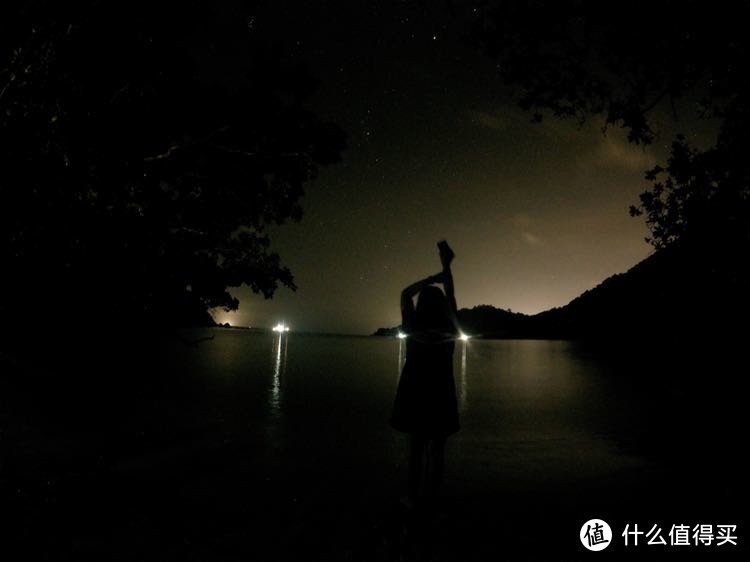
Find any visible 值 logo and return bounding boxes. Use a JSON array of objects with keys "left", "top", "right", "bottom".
[{"left": 580, "top": 519, "right": 612, "bottom": 551}]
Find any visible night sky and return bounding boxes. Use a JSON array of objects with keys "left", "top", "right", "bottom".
[{"left": 212, "top": 0, "right": 713, "bottom": 334}]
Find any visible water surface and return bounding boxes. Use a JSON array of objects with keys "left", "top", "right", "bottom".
[{"left": 10, "top": 329, "right": 746, "bottom": 560}]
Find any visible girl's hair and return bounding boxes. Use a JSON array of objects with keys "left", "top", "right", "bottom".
[{"left": 415, "top": 285, "right": 454, "bottom": 333}]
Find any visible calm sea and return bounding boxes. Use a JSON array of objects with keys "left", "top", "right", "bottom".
[
  {"left": 11, "top": 329, "right": 748, "bottom": 560},
  {"left": 159, "top": 330, "right": 664, "bottom": 495}
]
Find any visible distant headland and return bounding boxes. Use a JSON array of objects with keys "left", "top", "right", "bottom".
[{"left": 373, "top": 245, "right": 744, "bottom": 347}]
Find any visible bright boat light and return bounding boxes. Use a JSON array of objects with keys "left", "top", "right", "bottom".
[
  {"left": 459, "top": 332, "right": 470, "bottom": 341},
  {"left": 397, "top": 332, "right": 407, "bottom": 339},
  {"left": 273, "top": 323, "right": 290, "bottom": 333}
]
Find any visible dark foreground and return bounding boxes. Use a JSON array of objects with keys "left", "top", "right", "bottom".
[{"left": 2, "top": 333, "right": 749, "bottom": 561}]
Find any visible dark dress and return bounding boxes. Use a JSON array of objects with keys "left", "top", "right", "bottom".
[{"left": 389, "top": 299, "right": 460, "bottom": 438}]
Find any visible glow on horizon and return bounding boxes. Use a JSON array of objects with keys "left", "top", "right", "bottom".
[
  {"left": 396, "top": 331, "right": 469, "bottom": 341},
  {"left": 273, "top": 322, "right": 290, "bottom": 333}
]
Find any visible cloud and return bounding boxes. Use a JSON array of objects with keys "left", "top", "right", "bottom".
[
  {"left": 597, "top": 135, "right": 656, "bottom": 171},
  {"left": 575, "top": 131, "right": 657, "bottom": 172},
  {"left": 522, "top": 231, "right": 543, "bottom": 246},
  {"left": 510, "top": 214, "right": 544, "bottom": 246}
]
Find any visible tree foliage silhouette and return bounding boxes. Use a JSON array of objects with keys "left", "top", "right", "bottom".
[
  {"left": 0, "top": 0, "right": 345, "bottom": 326},
  {"left": 472, "top": 0, "right": 750, "bottom": 254}
]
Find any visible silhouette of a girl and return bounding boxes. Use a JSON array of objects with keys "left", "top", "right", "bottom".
[{"left": 390, "top": 240, "right": 460, "bottom": 509}]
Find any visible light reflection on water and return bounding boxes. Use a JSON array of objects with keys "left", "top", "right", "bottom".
[
  {"left": 458, "top": 339, "right": 468, "bottom": 411},
  {"left": 269, "top": 332, "right": 288, "bottom": 418},
  {"left": 183, "top": 331, "right": 658, "bottom": 486}
]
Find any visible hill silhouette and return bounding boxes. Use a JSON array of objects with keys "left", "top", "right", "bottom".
[{"left": 376, "top": 244, "right": 746, "bottom": 349}]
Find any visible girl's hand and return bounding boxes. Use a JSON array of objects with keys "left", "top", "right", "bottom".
[{"left": 438, "top": 240, "right": 454, "bottom": 270}]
